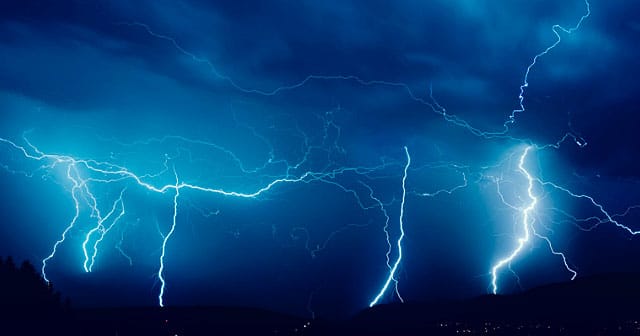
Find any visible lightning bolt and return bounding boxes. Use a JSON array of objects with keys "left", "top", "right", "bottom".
[
  {"left": 491, "top": 146, "right": 537, "bottom": 294},
  {"left": 539, "top": 180, "right": 640, "bottom": 236},
  {"left": 158, "top": 169, "right": 180, "bottom": 307},
  {"left": 0, "top": 130, "right": 401, "bottom": 307},
  {"left": 361, "top": 181, "right": 401, "bottom": 301},
  {"left": 3, "top": 0, "right": 635, "bottom": 316},
  {"left": 489, "top": 146, "right": 579, "bottom": 294},
  {"left": 369, "top": 146, "right": 410, "bottom": 307},
  {"left": 41, "top": 164, "right": 82, "bottom": 283},
  {"left": 82, "top": 189, "right": 127, "bottom": 272},
  {"left": 490, "top": 142, "right": 639, "bottom": 294},
  {"left": 117, "top": 4, "right": 597, "bottom": 303},
  {"left": 505, "top": 0, "right": 592, "bottom": 134},
  {"left": 486, "top": 0, "right": 596, "bottom": 294}
]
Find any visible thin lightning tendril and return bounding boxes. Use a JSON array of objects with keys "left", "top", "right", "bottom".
[
  {"left": 505, "top": 0, "right": 592, "bottom": 136},
  {"left": 82, "top": 189, "right": 126, "bottom": 272}
]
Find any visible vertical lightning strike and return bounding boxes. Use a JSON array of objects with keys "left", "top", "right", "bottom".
[
  {"left": 491, "top": 146, "right": 536, "bottom": 294},
  {"left": 41, "top": 164, "right": 82, "bottom": 283},
  {"left": 82, "top": 189, "right": 126, "bottom": 272},
  {"left": 370, "top": 146, "right": 410, "bottom": 307},
  {"left": 486, "top": 0, "right": 592, "bottom": 294},
  {"left": 88, "top": 193, "right": 127, "bottom": 272},
  {"left": 158, "top": 170, "right": 180, "bottom": 307},
  {"left": 491, "top": 146, "right": 579, "bottom": 294},
  {"left": 361, "top": 182, "right": 402, "bottom": 301}
]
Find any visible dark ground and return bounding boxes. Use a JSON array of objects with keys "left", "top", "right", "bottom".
[{"left": 2, "top": 256, "right": 640, "bottom": 335}]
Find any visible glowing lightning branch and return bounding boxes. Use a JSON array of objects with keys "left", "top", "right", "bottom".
[
  {"left": 158, "top": 170, "right": 180, "bottom": 307},
  {"left": 121, "top": 0, "right": 590, "bottom": 147},
  {"left": 505, "top": 0, "right": 591, "bottom": 135},
  {"left": 370, "top": 146, "right": 410, "bottom": 307},
  {"left": 361, "top": 182, "right": 402, "bottom": 301},
  {"left": 82, "top": 189, "right": 126, "bottom": 272},
  {"left": 490, "top": 146, "right": 536, "bottom": 294},
  {"left": 486, "top": 1, "right": 593, "bottom": 294},
  {"left": 491, "top": 146, "right": 579, "bottom": 294},
  {"left": 116, "top": 227, "right": 133, "bottom": 266},
  {"left": 540, "top": 180, "right": 640, "bottom": 236},
  {"left": 532, "top": 228, "right": 577, "bottom": 280},
  {"left": 118, "top": 23, "right": 506, "bottom": 140},
  {"left": 88, "top": 193, "right": 127, "bottom": 272},
  {"left": 41, "top": 164, "right": 82, "bottom": 283},
  {"left": 1, "top": 130, "right": 401, "bottom": 308}
]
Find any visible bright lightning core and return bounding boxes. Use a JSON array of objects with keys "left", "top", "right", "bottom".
[
  {"left": 489, "top": 145, "right": 638, "bottom": 295},
  {"left": 490, "top": 146, "right": 557, "bottom": 294},
  {"left": 369, "top": 146, "right": 410, "bottom": 307}
]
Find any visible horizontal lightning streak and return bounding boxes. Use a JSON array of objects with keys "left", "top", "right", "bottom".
[{"left": 1, "top": 133, "right": 400, "bottom": 307}]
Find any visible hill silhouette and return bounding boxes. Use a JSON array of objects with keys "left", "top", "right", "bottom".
[
  {"left": 73, "top": 306, "right": 306, "bottom": 335},
  {"left": 2, "top": 257, "right": 640, "bottom": 335},
  {"left": 325, "top": 272, "right": 640, "bottom": 335},
  {"left": 0, "top": 256, "right": 307, "bottom": 335}
]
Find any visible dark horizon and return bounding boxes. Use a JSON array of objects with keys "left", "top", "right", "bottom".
[{"left": 3, "top": 256, "right": 640, "bottom": 335}]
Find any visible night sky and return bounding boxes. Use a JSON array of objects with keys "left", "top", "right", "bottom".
[{"left": 1, "top": 0, "right": 639, "bottom": 319}]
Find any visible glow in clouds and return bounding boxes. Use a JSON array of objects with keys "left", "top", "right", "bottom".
[{"left": 0, "top": 134, "right": 409, "bottom": 307}]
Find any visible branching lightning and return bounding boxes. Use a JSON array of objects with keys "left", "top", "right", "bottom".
[
  {"left": 0, "top": 129, "right": 404, "bottom": 307},
  {"left": 490, "top": 143, "right": 639, "bottom": 294},
  {"left": 490, "top": 146, "right": 536, "bottom": 294},
  {"left": 41, "top": 164, "right": 83, "bottom": 283},
  {"left": 116, "top": 0, "right": 600, "bottom": 304},
  {"left": 489, "top": 146, "right": 579, "bottom": 294},
  {"left": 2, "top": 0, "right": 639, "bottom": 317},
  {"left": 82, "top": 189, "right": 126, "bottom": 273}
]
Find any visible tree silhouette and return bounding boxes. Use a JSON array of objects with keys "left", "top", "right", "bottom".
[{"left": 0, "top": 256, "right": 75, "bottom": 334}]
